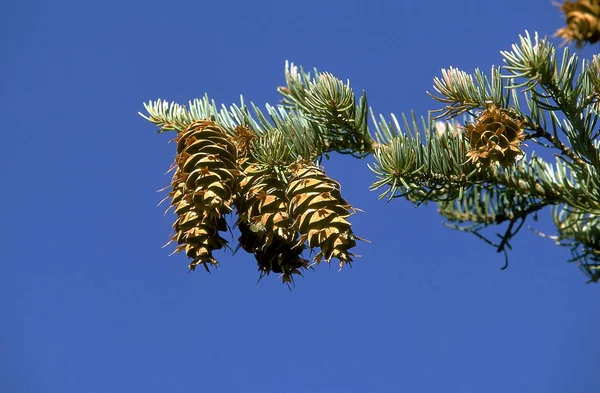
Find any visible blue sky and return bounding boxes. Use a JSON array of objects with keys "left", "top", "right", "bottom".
[{"left": 2, "top": 1, "right": 599, "bottom": 392}]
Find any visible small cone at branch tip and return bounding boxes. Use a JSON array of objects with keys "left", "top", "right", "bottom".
[
  {"left": 162, "top": 120, "right": 239, "bottom": 271},
  {"left": 286, "top": 160, "right": 361, "bottom": 269},
  {"left": 463, "top": 104, "right": 525, "bottom": 168},
  {"left": 232, "top": 125, "right": 258, "bottom": 158},
  {"left": 555, "top": 0, "right": 600, "bottom": 47}
]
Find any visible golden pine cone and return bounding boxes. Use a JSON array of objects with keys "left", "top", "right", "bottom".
[
  {"left": 555, "top": 0, "right": 600, "bottom": 47},
  {"left": 287, "top": 161, "right": 358, "bottom": 269},
  {"left": 237, "top": 163, "right": 297, "bottom": 248},
  {"left": 235, "top": 162, "right": 307, "bottom": 282},
  {"left": 232, "top": 125, "right": 308, "bottom": 283},
  {"left": 463, "top": 104, "right": 525, "bottom": 168},
  {"left": 164, "top": 120, "right": 238, "bottom": 271}
]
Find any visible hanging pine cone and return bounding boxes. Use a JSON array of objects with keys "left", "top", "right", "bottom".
[
  {"left": 463, "top": 104, "right": 525, "bottom": 168},
  {"left": 235, "top": 161, "right": 307, "bottom": 281},
  {"left": 164, "top": 120, "right": 239, "bottom": 271},
  {"left": 231, "top": 125, "right": 308, "bottom": 283},
  {"left": 287, "top": 161, "right": 359, "bottom": 269},
  {"left": 555, "top": 0, "right": 600, "bottom": 47}
]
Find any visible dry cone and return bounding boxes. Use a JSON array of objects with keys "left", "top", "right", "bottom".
[
  {"left": 164, "top": 120, "right": 238, "bottom": 271},
  {"left": 463, "top": 104, "right": 525, "bottom": 168},
  {"left": 236, "top": 162, "right": 307, "bottom": 283},
  {"left": 287, "top": 161, "right": 359, "bottom": 269},
  {"left": 232, "top": 125, "right": 308, "bottom": 283}
]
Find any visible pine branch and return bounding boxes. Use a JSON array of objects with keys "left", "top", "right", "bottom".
[
  {"left": 428, "top": 66, "right": 508, "bottom": 119},
  {"left": 501, "top": 31, "right": 600, "bottom": 167},
  {"left": 368, "top": 114, "right": 479, "bottom": 201},
  {"left": 278, "top": 62, "right": 373, "bottom": 156},
  {"left": 142, "top": 26, "right": 600, "bottom": 283},
  {"left": 551, "top": 207, "right": 600, "bottom": 282},
  {"left": 368, "top": 115, "right": 600, "bottom": 214}
]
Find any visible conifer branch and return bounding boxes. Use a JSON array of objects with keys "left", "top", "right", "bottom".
[
  {"left": 278, "top": 62, "right": 373, "bottom": 156},
  {"left": 142, "top": 21, "right": 600, "bottom": 283}
]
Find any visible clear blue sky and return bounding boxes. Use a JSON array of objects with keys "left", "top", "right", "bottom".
[{"left": 2, "top": 1, "right": 599, "bottom": 392}]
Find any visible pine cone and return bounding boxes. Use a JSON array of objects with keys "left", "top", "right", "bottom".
[
  {"left": 555, "top": 0, "right": 600, "bottom": 47},
  {"left": 231, "top": 125, "right": 308, "bottom": 282},
  {"left": 287, "top": 161, "right": 358, "bottom": 269},
  {"left": 164, "top": 120, "right": 238, "bottom": 271},
  {"left": 235, "top": 160, "right": 307, "bottom": 282},
  {"left": 463, "top": 104, "right": 525, "bottom": 168}
]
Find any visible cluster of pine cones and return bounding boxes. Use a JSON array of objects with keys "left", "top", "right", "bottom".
[
  {"left": 555, "top": 0, "right": 600, "bottom": 47},
  {"left": 162, "top": 120, "right": 359, "bottom": 284}
]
